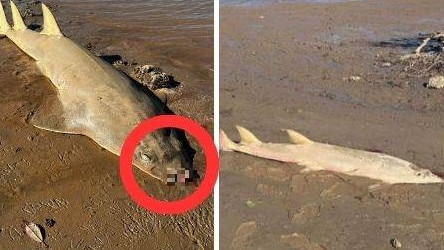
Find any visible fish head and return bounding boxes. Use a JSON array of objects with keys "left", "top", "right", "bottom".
[
  {"left": 402, "top": 166, "right": 444, "bottom": 184},
  {"left": 133, "top": 128, "right": 197, "bottom": 185}
]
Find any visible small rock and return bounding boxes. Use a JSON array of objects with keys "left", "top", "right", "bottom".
[
  {"left": 390, "top": 238, "right": 402, "bottom": 248},
  {"left": 246, "top": 200, "right": 256, "bottom": 208},
  {"left": 426, "top": 75, "right": 444, "bottom": 89},
  {"left": 382, "top": 62, "right": 392, "bottom": 67},
  {"left": 258, "top": 15, "right": 265, "bottom": 19},
  {"left": 112, "top": 60, "right": 124, "bottom": 66},
  {"left": 343, "top": 76, "right": 361, "bottom": 82}
]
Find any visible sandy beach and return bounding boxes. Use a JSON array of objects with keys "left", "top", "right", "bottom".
[
  {"left": 221, "top": 0, "right": 444, "bottom": 249},
  {"left": 0, "top": 0, "right": 213, "bottom": 249}
]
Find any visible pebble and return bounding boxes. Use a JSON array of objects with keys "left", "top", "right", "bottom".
[
  {"left": 343, "top": 76, "right": 361, "bottom": 82},
  {"left": 391, "top": 238, "right": 402, "bottom": 248},
  {"left": 382, "top": 62, "right": 392, "bottom": 67},
  {"left": 426, "top": 75, "right": 444, "bottom": 89},
  {"left": 246, "top": 200, "right": 255, "bottom": 208}
]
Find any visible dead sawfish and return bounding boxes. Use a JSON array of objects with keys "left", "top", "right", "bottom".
[
  {"left": 0, "top": 1, "right": 195, "bottom": 184},
  {"left": 220, "top": 126, "right": 443, "bottom": 185}
]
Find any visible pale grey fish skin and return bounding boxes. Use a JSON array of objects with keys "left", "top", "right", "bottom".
[
  {"left": 1, "top": 2, "right": 192, "bottom": 183},
  {"left": 221, "top": 128, "right": 443, "bottom": 185},
  {"left": 8, "top": 30, "right": 161, "bottom": 151}
]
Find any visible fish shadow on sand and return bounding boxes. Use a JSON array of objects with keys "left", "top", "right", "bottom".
[
  {"left": 100, "top": 54, "right": 124, "bottom": 64},
  {"left": 27, "top": 23, "right": 41, "bottom": 31},
  {"left": 36, "top": 224, "right": 46, "bottom": 241}
]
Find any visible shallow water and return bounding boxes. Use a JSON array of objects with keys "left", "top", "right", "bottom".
[{"left": 57, "top": 0, "right": 212, "bottom": 40}]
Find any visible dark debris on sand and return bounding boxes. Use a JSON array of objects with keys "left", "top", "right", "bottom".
[
  {"left": 373, "top": 32, "right": 444, "bottom": 89},
  {"left": 108, "top": 56, "right": 180, "bottom": 90},
  {"left": 130, "top": 64, "right": 180, "bottom": 90},
  {"left": 392, "top": 32, "right": 444, "bottom": 78}
]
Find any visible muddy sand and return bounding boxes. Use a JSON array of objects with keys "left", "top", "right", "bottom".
[
  {"left": 221, "top": 0, "right": 444, "bottom": 249},
  {"left": 0, "top": 0, "right": 213, "bottom": 249}
]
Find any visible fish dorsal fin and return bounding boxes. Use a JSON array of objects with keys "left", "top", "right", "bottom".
[
  {"left": 0, "top": 2, "right": 11, "bottom": 34},
  {"left": 236, "top": 125, "right": 261, "bottom": 144},
  {"left": 10, "top": 1, "right": 26, "bottom": 31},
  {"left": 41, "top": 3, "right": 63, "bottom": 37},
  {"left": 285, "top": 129, "right": 313, "bottom": 145}
]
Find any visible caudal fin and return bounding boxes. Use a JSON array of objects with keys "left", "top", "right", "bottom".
[
  {"left": 0, "top": 1, "right": 10, "bottom": 35},
  {"left": 220, "top": 130, "right": 236, "bottom": 151}
]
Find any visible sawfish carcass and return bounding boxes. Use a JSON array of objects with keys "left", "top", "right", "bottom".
[
  {"left": 221, "top": 126, "right": 443, "bottom": 185},
  {"left": 0, "top": 1, "right": 196, "bottom": 184}
]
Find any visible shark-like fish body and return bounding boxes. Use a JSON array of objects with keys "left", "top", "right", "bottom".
[
  {"left": 221, "top": 126, "right": 443, "bottom": 185},
  {"left": 0, "top": 1, "right": 195, "bottom": 184}
]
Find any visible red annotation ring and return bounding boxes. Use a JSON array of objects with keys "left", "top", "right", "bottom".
[{"left": 119, "top": 115, "right": 219, "bottom": 215}]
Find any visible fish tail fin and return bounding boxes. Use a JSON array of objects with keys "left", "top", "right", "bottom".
[
  {"left": 10, "top": 1, "right": 26, "bottom": 31},
  {"left": 0, "top": 1, "right": 11, "bottom": 35},
  {"left": 220, "top": 130, "right": 236, "bottom": 151},
  {"left": 236, "top": 125, "right": 262, "bottom": 144},
  {"left": 41, "top": 3, "right": 63, "bottom": 37}
]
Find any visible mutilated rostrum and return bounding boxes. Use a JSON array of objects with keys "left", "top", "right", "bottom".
[{"left": 133, "top": 128, "right": 198, "bottom": 185}]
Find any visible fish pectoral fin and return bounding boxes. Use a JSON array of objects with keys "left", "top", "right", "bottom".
[
  {"left": 41, "top": 3, "right": 63, "bottom": 37},
  {"left": 236, "top": 125, "right": 262, "bottom": 144},
  {"left": 284, "top": 129, "right": 313, "bottom": 145},
  {"left": 10, "top": 1, "right": 26, "bottom": 31},
  {"left": 29, "top": 96, "right": 80, "bottom": 135}
]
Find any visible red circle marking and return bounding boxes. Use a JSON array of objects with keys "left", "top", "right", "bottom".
[{"left": 119, "top": 115, "right": 219, "bottom": 215}]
